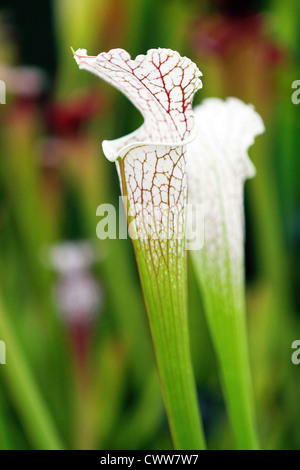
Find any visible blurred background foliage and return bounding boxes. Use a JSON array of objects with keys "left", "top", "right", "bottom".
[{"left": 0, "top": 0, "right": 299, "bottom": 450}]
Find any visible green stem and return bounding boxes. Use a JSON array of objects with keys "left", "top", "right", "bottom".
[
  {"left": 0, "top": 298, "right": 64, "bottom": 450},
  {"left": 215, "top": 301, "right": 258, "bottom": 449},
  {"left": 134, "top": 241, "right": 206, "bottom": 450},
  {"left": 192, "top": 260, "right": 258, "bottom": 449},
  {"left": 221, "top": 327, "right": 258, "bottom": 450}
]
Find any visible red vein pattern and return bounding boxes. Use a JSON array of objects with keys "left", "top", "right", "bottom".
[
  {"left": 74, "top": 48, "right": 202, "bottom": 157},
  {"left": 119, "top": 144, "right": 187, "bottom": 276},
  {"left": 74, "top": 48, "right": 201, "bottom": 271}
]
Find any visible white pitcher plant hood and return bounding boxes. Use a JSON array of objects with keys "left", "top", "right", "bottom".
[
  {"left": 73, "top": 48, "right": 202, "bottom": 153},
  {"left": 187, "top": 97, "right": 265, "bottom": 289}
]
